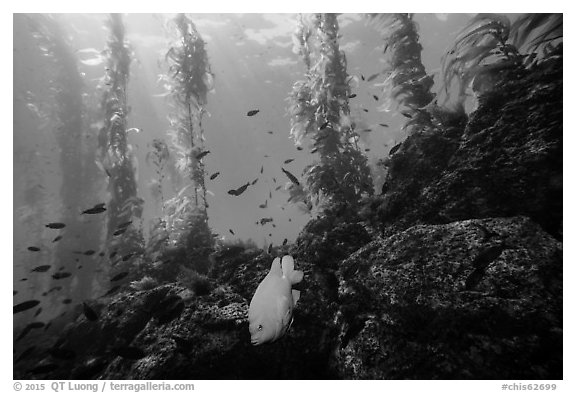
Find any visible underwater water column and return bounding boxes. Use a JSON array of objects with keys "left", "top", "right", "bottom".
[{"left": 27, "top": 14, "right": 103, "bottom": 301}]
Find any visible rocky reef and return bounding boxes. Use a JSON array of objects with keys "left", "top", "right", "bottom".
[{"left": 14, "top": 51, "right": 562, "bottom": 380}]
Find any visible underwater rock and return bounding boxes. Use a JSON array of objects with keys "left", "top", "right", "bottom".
[
  {"left": 373, "top": 54, "right": 562, "bottom": 240},
  {"left": 333, "top": 216, "right": 562, "bottom": 379},
  {"left": 294, "top": 205, "right": 373, "bottom": 269},
  {"left": 14, "top": 216, "right": 561, "bottom": 379}
]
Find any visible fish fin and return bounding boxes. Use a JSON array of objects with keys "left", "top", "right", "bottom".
[
  {"left": 292, "top": 289, "right": 300, "bottom": 306},
  {"left": 269, "top": 257, "right": 282, "bottom": 276},
  {"left": 281, "top": 255, "right": 297, "bottom": 279},
  {"left": 290, "top": 270, "right": 304, "bottom": 285}
]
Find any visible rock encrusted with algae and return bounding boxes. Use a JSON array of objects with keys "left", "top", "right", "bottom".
[{"left": 333, "top": 216, "right": 562, "bottom": 379}]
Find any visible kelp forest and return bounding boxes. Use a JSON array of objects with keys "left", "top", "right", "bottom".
[{"left": 13, "top": 13, "right": 563, "bottom": 380}]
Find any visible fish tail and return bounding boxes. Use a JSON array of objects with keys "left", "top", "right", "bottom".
[{"left": 281, "top": 255, "right": 304, "bottom": 284}]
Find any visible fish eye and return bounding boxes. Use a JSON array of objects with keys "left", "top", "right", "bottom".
[{"left": 258, "top": 324, "right": 263, "bottom": 331}]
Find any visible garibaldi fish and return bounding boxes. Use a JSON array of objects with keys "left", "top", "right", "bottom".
[{"left": 248, "top": 255, "right": 303, "bottom": 345}]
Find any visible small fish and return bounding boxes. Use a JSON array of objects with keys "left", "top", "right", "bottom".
[
  {"left": 259, "top": 201, "right": 268, "bottom": 209},
  {"left": 373, "top": 95, "right": 379, "bottom": 101},
  {"left": 269, "top": 190, "right": 272, "bottom": 199},
  {"left": 16, "top": 322, "right": 45, "bottom": 341},
  {"left": 379, "top": 123, "right": 389, "bottom": 128},
  {"left": 29, "top": 321, "right": 45, "bottom": 329},
  {"left": 103, "top": 286, "right": 120, "bottom": 297},
  {"left": 272, "top": 177, "right": 276, "bottom": 183},
  {"left": 367, "top": 73, "right": 379, "bottom": 82},
  {"left": 348, "top": 94, "right": 357, "bottom": 98},
  {"left": 319, "top": 121, "right": 330, "bottom": 130},
  {"left": 362, "top": 129, "right": 372, "bottom": 132},
  {"left": 20, "top": 278, "right": 28, "bottom": 282},
  {"left": 260, "top": 165, "right": 264, "bottom": 174},
  {"left": 34, "top": 307, "right": 42, "bottom": 317},
  {"left": 229, "top": 229, "right": 235, "bottom": 235},
  {"left": 45, "top": 223, "right": 65, "bottom": 229},
  {"left": 363, "top": 109, "right": 369, "bottom": 113},
  {"left": 260, "top": 217, "right": 274, "bottom": 225},
  {"left": 361, "top": 74, "right": 365, "bottom": 81},
  {"left": 82, "top": 302, "right": 99, "bottom": 321},
  {"left": 81, "top": 205, "right": 106, "bottom": 215},
  {"left": 14, "top": 300, "right": 40, "bottom": 314},
  {"left": 251, "top": 178, "right": 259, "bottom": 186},
  {"left": 247, "top": 109, "right": 260, "bottom": 117},
  {"left": 113, "top": 346, "right": 146, "bottom": 360},
  {"left": 28, "top": 364, "right": 59, "bottom": 375},
  {"left": 113, "top": 228, "right": 128, "bottom": 236},
  {"left": 84, "top": 250, "right": 96, "bottom": 256},
  {"left": 401, "top": 112, "right": 413, "bottom": 118},
  {"left": 310, "top": 148, "right": 318, "bottom": 154},
  {"left": 31, "top": 265, "right": 51, "bottom": 273},
  {"left": 195, "top": 150, "right": 210, "bottom": 160},
  {"left": 365, "top": 148, "right": 371, "bottom": 152},
  {"left": 281, "top": 168, "right": 300, "bottom": 186},
  {"left": 62, "top": 298, "right": 72, "bottom": 304},
  {"left": 272, "top": 224, "right": 276, "bottom": 228},
  {"left": 117, "top": 221, "right": 132, "bottom": 229},
  {"left": 267, "top": 244, "right": 273, "bottom": 254},
  {"left": 296, "top": 146, "right": 303, "bottom": 151},
  {"left": 282, "top": 238, "right": 288, "bottom": 246},
  {"left": 249, "top": 256, "right": 303, "bottom": 345},
  {"left": 389, "top": 142, "right": 402, "bottom": 155},
  {"left": 275, "top": 185, "right": 282, "bottom": 191},
  {"left": 228, "top": 182, "right": 250, "bottom": 196},
  {"left": 99, "top": 252, "right": 105, "bottom": 257},
  {"left": 52, "top": 272, "right": 71, "bottom": 280},
  {"left": 111, "top": 271, "right": 129, "bottom": 282},
  {"left": 122, "top": 253, "right": 135, "bottom": 262},
  {"left": 267, "top": 131, "right": 274, "bottom": 135},
  {"left": 52, "top": 235, "right": 62, "bottom": 242},
  {"left": 27, "top": 246, "right": 41, "bottom": 252},
  {"left": 284, "top": 159, "right": 294, "bottom": 164},
  {"left": 13, "top": 290, "right": 17, "bottom": 296},
  {"left": 210, "top": 172, "right": 220, "bottom": 180}
]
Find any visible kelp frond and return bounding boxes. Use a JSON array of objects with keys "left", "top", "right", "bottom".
[
  {"left": 441, "top": 13, "right": 562, "bottom": 105},
  {"left": 510, "top": 13, "right": 562, "bottom": 55},
  {"left": 365, "top": 13, "right": 435, "bottom": 133},
  {"left": 287, "top": 14, "right": 373, "bottom": 208},
  {"left": 164, "top": 13, "right": 214, "bottom": 212}
]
